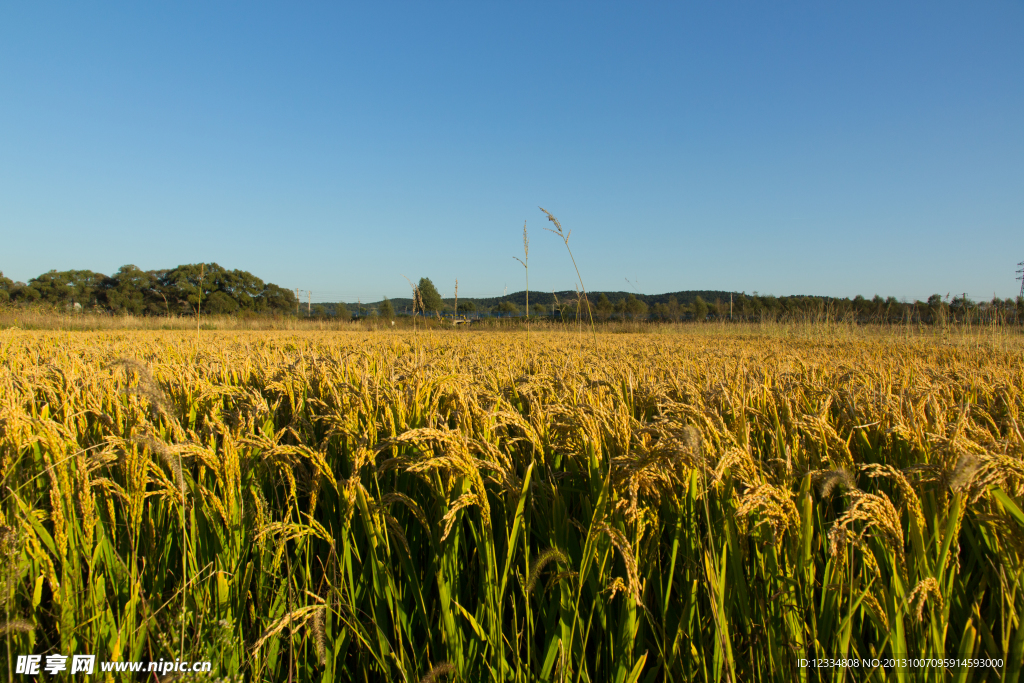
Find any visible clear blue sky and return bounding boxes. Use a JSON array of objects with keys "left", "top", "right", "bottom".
[{"left": 2, "top": 2, "right": 1022, "bottom": 302}]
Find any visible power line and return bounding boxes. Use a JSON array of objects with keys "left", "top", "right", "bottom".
[{"left": 293, "top": 289, "right": 312, "bottom": 316}]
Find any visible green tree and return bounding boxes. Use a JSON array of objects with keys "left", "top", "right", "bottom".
[
  {"left": 735, "top": 293, "right": 749, "bottom": 316},
  {"left": 457, "top": 300, "right": 476, "bottom": 313},
  {"left": 714, "top": 298, "right": 725, "bottom": 317},
  {"left": 204, "top": 291, "right": 240, "bottom": 314},
  {"left": 418, "top": 278, "right": 443, "bottom": 314},
  {"left": 596, "top": 293, "right": 613, "bottom": 321},
  {"left": 852, "top": 295, "right": 866, "bottom": 317},
  {"left": 379, "top": 298, "right": 395, "bottom": 320},
  {"left": 0, "top": 271, "right": 13, "bottom": 304},
  {"left": 532, "top": 303, "right": 546, "bottom": 316},
  {"left": 219, "top": 269, "right": 266, "bottom": 311},
  {"left": 160, "top": 263, "right": 222, "bottom": 314},
  {"left": 494, "top": 300, "right": 519, "bottom": 316},
  {"left": 692, "top": 296, "right": 709, "bottom": 321},
  {"left": 561, "top": 295, "right": 595, "bottom": 322},
  {"left": 29, "top": 269, "right": 109, "bottom": 307},
  {"left": 260, "top": 284, "right": 298, "bottom": 314},
  {"left": 625, "top": 294, "right": 648, "bottom": 321},
  {"left": 614, "top": 297, "right": 627, "bottom": 318},
  {"left": 11, "top": 283, "right": 41, "bottom": 303},
  {"left": 335, "top": 302, "right": 350, "bottom": 319},
  {"left": 105, "top": 265, "right": 155, "bottom": 315},
  {"left": 666, "top": 295, "right": 682, "bottom": 322}
]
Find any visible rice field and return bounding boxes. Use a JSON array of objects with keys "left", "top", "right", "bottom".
[{"left": 1, "top": 327, "right": 1022, "bottom": 682}]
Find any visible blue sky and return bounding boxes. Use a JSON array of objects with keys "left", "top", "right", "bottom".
[{"left": 2, "top": 2, "right": 1022, "bottom": 302}]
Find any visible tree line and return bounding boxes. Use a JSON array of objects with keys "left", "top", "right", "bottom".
[
  {"left": 558, "top": 292, "right": 1024, "bottom": 325},
  {"left": 0, "top": 264, "right": 297, "bottom": 315},
  {"left": 4, "top": 268, "right": 1023, "bottom": 325},
  {"left": 340, "top": 280, "right": 1024, "bottom": 326}
]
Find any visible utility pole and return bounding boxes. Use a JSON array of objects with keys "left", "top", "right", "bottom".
[
  {"left": 1017, "top": 261, "right": 1024, "bottom": 298},
  {"left": 308, "top": 291, "right": 311, "bottom": 316},
  {"left": 730, "top": 293, "right": 733, "bottom": 320},
  {"left": 295, "top": 288, "right": 300, "bottom": 317}
]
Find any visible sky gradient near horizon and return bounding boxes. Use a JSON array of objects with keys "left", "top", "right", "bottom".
[{"left": 2, "top": 2, "right": 1022, "bottom": 303}]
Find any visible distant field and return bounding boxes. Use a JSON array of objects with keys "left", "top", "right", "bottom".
[{"left": 1, "top": 328, "right": 1022, "bottom": 681}]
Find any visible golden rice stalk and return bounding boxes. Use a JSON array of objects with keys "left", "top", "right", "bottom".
[
  {"left": 597, "top": 522, "right": 643, "bottom": 605},
  {"left": 859, "top": 463, "right": 925, "bottom": 530},
  {"left": 827, "top": 490, "right": 906, "bottom": 575},
  {"left": 860, "top": 591, "right": 889, "bottom": 632},
  {"left": 133, "top": 434, "right": 185, "bottom": 495},
  {"left": 252, "top": 604, "right": 323, "bottom": 655},
  {"left": 734, "top": 483, "right": 799, "bottom": 543},
  {"left": 907, "top": 577, "right": 943, "bottom": 622},
  {"left": 440, "top": 493, "right": 481, "bottom": 542}
]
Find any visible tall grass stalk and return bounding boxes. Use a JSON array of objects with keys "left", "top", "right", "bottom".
[
  {"left": 540, "top": 208, "right": 596, "bottom": 344},
  {"left": 514, "top": 221, "right": 529, "bottom": 344}
]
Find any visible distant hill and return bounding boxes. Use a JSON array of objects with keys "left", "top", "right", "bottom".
[{"left": 328, "top": 290, "right": 751, "bottom": 311}]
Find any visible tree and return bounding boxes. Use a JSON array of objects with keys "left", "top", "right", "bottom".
[
  {"left": 219, "top": 268, "right": 266, "bottom": 311},
  {"left": 379, "top": 298, "right": 395, "bottom": 320},
  {"left": 105, "top": 265, "right": 155, "bottom": 315},
  {"left": 418, "top": 278, "right": 443, "bottom": 314},
  {"left": 692, "top": 296, "right": 709, "bottom": 321},
  {"left": 533, "top": 303, "right": 546, "bottom": 316},
  {"left": 0, "top": 271, "right": 13, "bottom": 304},
  {"left": 625, "top": 294, "right": 648, "bottom": 321},
  {"left": 735, "top": 293, "right": 749, "bottom": 317},
  {"left": 204, "top": 291, "right": 239, "bottom": 314},
  {"left": 596, "top": 293, "right": 613, "bottom": 321},
  {"left": 160, "top": 263, "right": 220, "bottom": 314},
  {"left": 11, "top": 283, "right": 41, "bottom": 303},
  {"left": 457, "top": 300, "right": 476, "bottom": 313},
  {"left": 261, "top": 284, "right": 298, "bottom": 314},
  {"left": 494, "top": 300, "right": 519, "bottom": 316},
  {"left": 28, "top": 270, "right": 109, "bottom": 307},
  {"left": 562, "top": 296, "right": 594, "bottom": 322},
  {"left": 614, "top": 297, "right": 627, "bottom": 318},
  {"left": 852, "top": 295, "right": 866, "bottom": 318},
  {"left": 335, "top": 302, "right": 350, "bottom": 319},
  {"left": 666, "top": 295, "right": 682, "bottom": 322}
]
